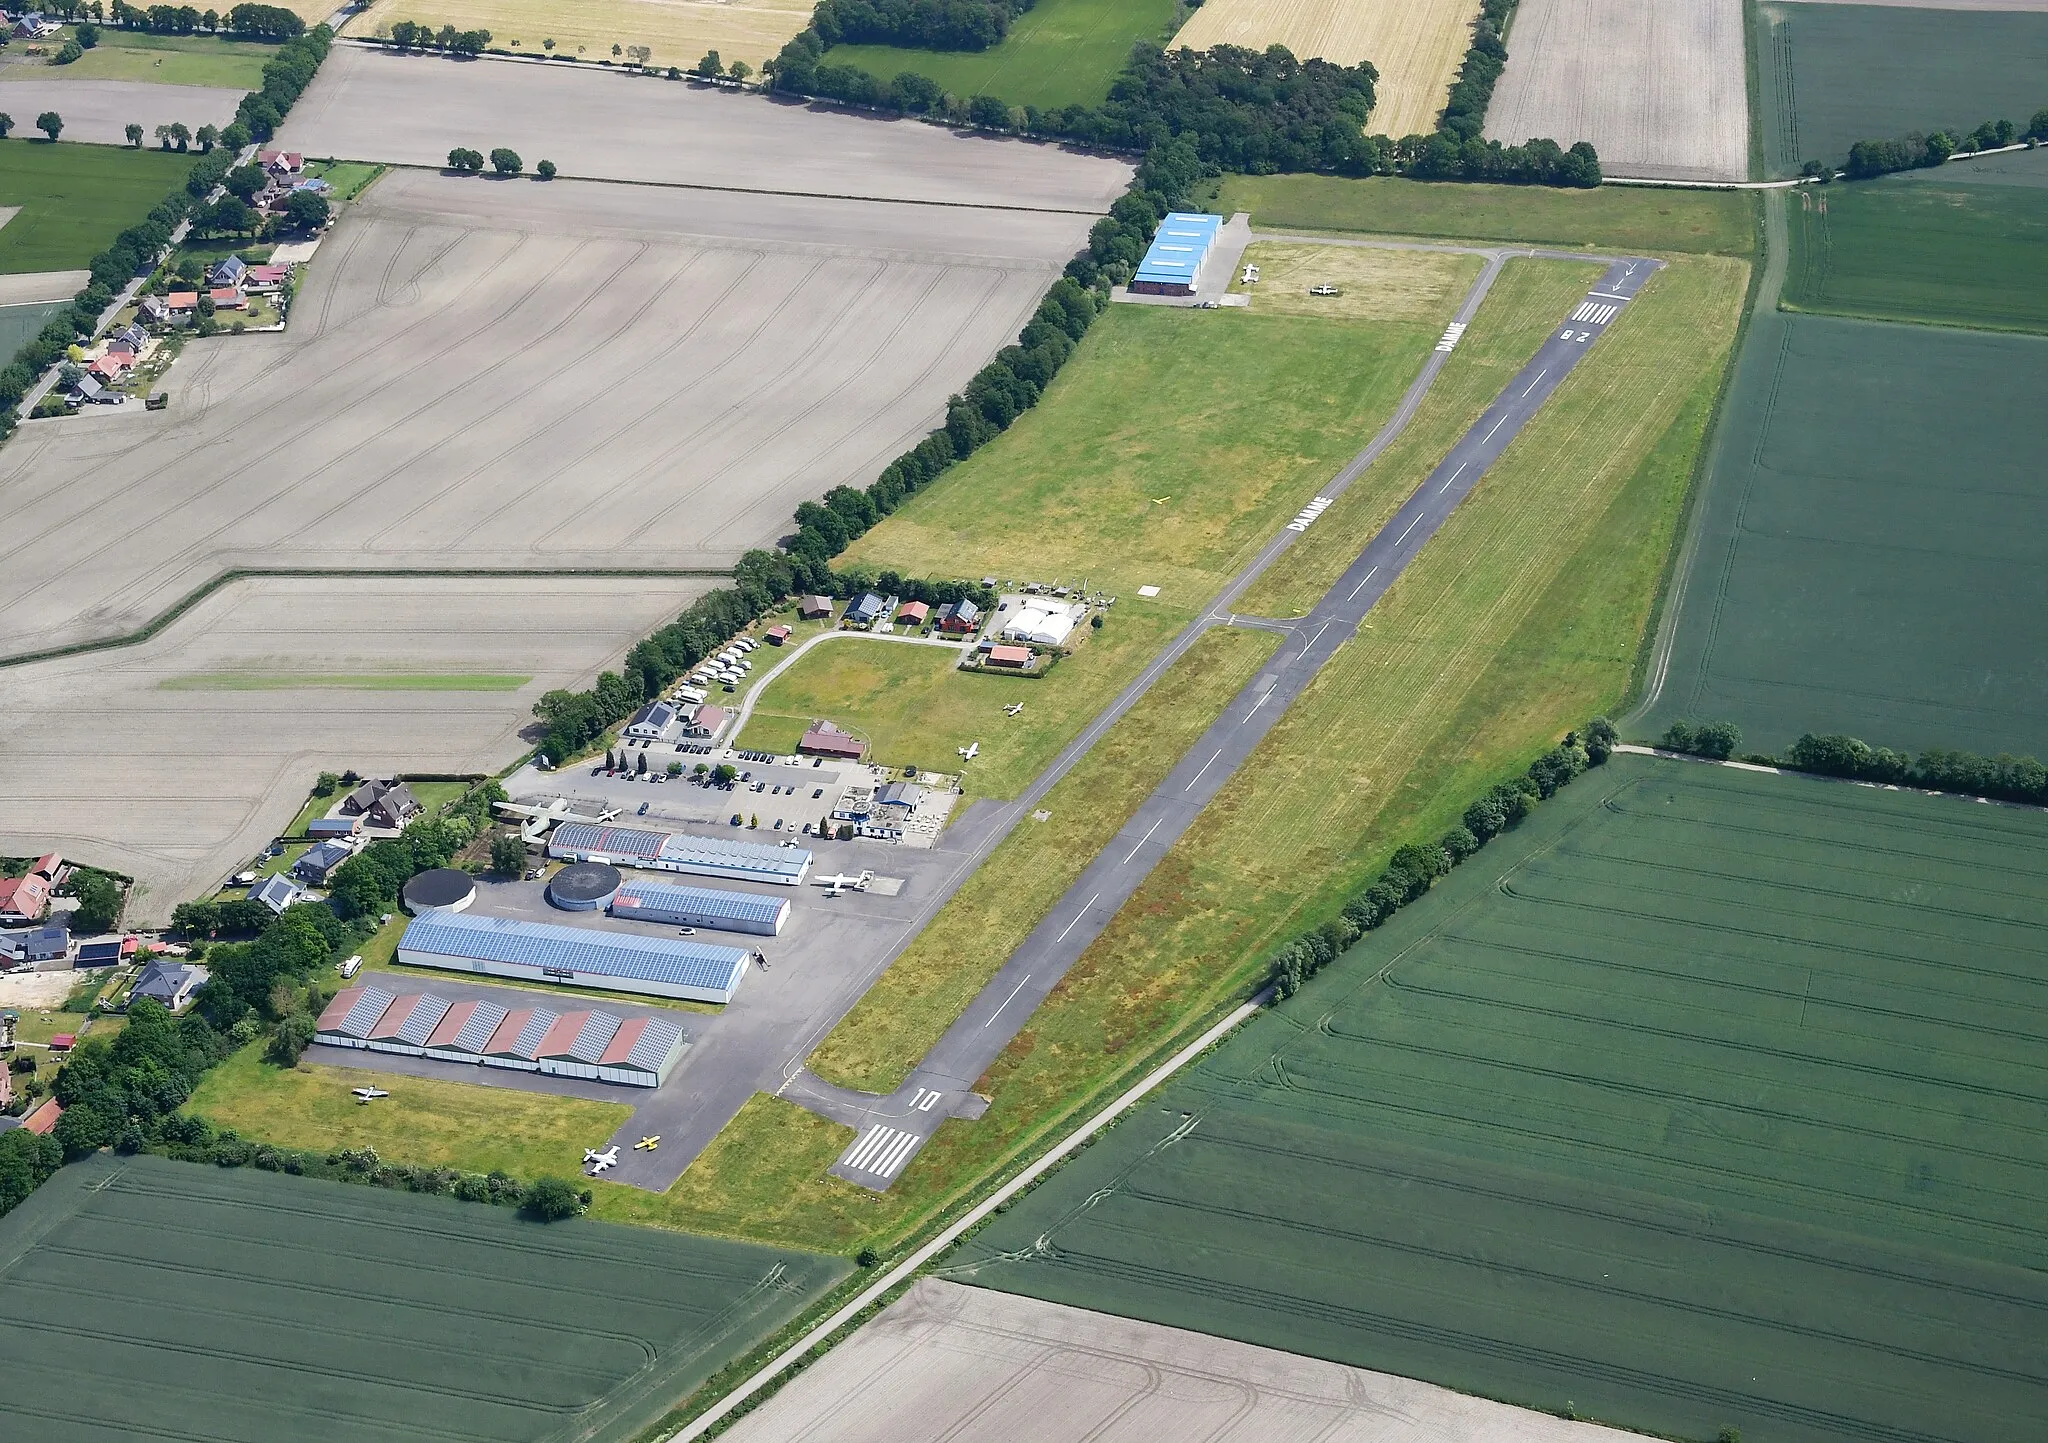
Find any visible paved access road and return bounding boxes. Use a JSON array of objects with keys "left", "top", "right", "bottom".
[{"left": 799, "top": 254, "right": 1663, "bottom": 1190}]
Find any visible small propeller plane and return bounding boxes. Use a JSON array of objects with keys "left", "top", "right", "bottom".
[
  {"left": 1003, "top": 702, "right": 1024, "bottom": 717},
  {"left": 584, "top": 1146, "right": 620, "bottom": 1174},
  {"left": 633, "top": 1136, "right": 661, "bottom": 1152},
  {"left": 958, "top": 741, "right": 979, "bottom": 760},
  {"left": 350, "top": 1087, "right": 389, "bottom": 1104}
]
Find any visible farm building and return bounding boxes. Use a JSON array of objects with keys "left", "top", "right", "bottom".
[
  {"left": 1131, "top": 213, "right": 1223, "bottom": 297},
  {"left": 799, "top": 721, "right": 866, "bottom": 762},
  {"left": 548, "top": 824, "right": 813, "bottom": 886},
  {"left": 395, "top": 911, "right": 752, "bottom": 1004},
  {"left": 315, "top": 986, "right": 686, "bottom": 1086},
  {"left": 609, "top": 881, "right": 791, "bottom": 936}
]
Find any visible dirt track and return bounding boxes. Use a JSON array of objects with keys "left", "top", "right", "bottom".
[
  {"left": 0, "top": 168, "right": 1089, "bottom": 654},
  {"left": 1486, "top": 0, "right": 1748, "bottom": 181}
]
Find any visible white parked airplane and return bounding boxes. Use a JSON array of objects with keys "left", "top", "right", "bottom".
[
  {"left": 1309, "top": 284, "right": 1340, "bottom": 297},
  {"left": 584, "top": 1146, "right": 620, "bottom": 1174},
  {"left": 815, "top": 871, "right": 872, "bottom": 896},
  {"left": 958, "top": 741, "right": 979, "bottom": 760},
  {"left": 1003, "top": 703, "right": 1024, "bottom": 717},
  {"left": 496, "top": 798, "right": 620, "bottom": 826},
  {"left": 350, "top": 1087, "right": 389, "bottom": 1103}
]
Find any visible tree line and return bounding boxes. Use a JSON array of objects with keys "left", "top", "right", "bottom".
[
  {"left": 386, "top": 19, "right": 492, "bottom": 54},
  {"left": 1265, "top": 719, "right": 1615, "bottom": 999},
  {"left": 107, "top": 1, "right": 304, "bottom": 38},
  {"left": 1831, "top": 109, "right": 2048, "bottom": 180},
  {"left": 1660, "top": 717, "right": 2048, "bottom": 811},
  {"left": 814, "top": 0, "right": 1030, "bottom": 52}
]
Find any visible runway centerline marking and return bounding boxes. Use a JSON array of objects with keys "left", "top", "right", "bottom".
[
  {"left": 984, "top": 976, "right": 1033, "bottom": 1028},
  {"left": 1185, "top": 749, "right": 1223, "bottom": 791},
  {"left": 1519, "top": 367, "right": 1548, "bottom": 397},
  {"left": 1053, "top": 895, "right": 1100, "bottom": 945},
  {"left": 1346, "top": 566, "right": 1379, "bottom": 602},
  {"left": 1437, "top": 461, "right": 1468, "bottom": 494},
  {"left": 1122, "top": 817, "right": 1164, "bottom": 864}
]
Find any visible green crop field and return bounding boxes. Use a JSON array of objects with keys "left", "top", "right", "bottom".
[
  {"left": 1, "top": 32, "right": 278, "bottom": 88},
  {"left": 960, "top": 754, "right": 2048, "bottom": 1443},
  {"left": 1217, "top": 173, "right": 1757, "bottom": 256},
  {"left": 0, "top": 297, "right": 65, "bottom": 364},
  {"left": 822, "top": 0, "right": 1179, "bottom": 109},
  {"left": 0, "top": 1153, "right": 847, "bottom": 1443},
  {"left": 1784, "top": 149, "right": 2048, "bottom": 332},
  {"left": 1640, "top": 310, "right": 2048, "bottom": 759},
  {"left": 1756, "top": 3, "right": 2048, "bottom": 176},
  {"left": 0, "top": 140, "right": 199, "bottom": 274},
  {"left": 840, "top": 259, "right": 1474, "bottom": 605}
]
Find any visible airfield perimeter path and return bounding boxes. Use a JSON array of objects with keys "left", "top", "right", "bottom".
[{"left": 793, "top": 251, "right": 1664, "bottom": 1191}]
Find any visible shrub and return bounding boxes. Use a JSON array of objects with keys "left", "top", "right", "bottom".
[{"left": 520, "top": 1174, "right": 585, "bottom": 1220}]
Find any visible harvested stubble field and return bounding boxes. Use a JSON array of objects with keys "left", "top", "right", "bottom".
[
  {"left": 1218, "top": 172, "right": 1757, "bottom": 255},
  {"left": 961, "top": 754, "right": 2048, "bottom": 1443},
  {"left": 279, "top": 45, "right": 1132, "bottom": 209},
  {"left": 736, "top": 606, "right": 1195, "bottom": 799},
  {"left": 1785, "top": 148, "right": 2048, "bottom": 332},
  {"left": 840, "top": 251, "right": 1480, "bottom": 604},
  {"left": 728, "top": 1280, "right": 1639, "bottom": 1443},
  {"left": 0, "top": 1153, "right": 847, "bottom": 1443},
  {"left": 0, "top": 167, "right": 1090, "bottom": 653},
  {"left": 1756, "top": 2, "right": 2048, "bottom": 174},
  {"left": 605, "top": 253, "right": 1745, "bottom": 1258},
  {"left": 1639, "top": 310, "right": 2048, "bottom": 758},
  {"left": 0, "top": 574, "right": 709, "bottom": 923},
  {"left": 0, "top": 77, "right": 245, "bottom": 146},
  {"left": 1485, "top": 0, "right": 1748, "bottom": 181},
  {"left": 823, "top": 0, "right": 1181, "bottom": 109},
  {"left": 1170, "top": 0, "right": 1478, "bottom": 137},
  {"left": 348, "top": 0, "right": 812, "bottom": 72}
]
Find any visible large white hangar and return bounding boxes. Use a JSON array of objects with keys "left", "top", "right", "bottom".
[
  {"left": 548, "top": 824, "right": 813, "bottom": 886},
  {"left": 395, "top": 911, "right": 752, "bottom": 1004},
  {"left": 609, "top": 881, "right": 790, "bottom": 937}
]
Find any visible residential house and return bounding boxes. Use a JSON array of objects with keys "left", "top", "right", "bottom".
[
  {"left": 129, "top": 959, "right": 210, "bottom": 1012},
  {"left": 258, "top": 149, "right": 305, "bottom": 175},
  {"left": 341, "top": 780, "right": 422, "bottom": 829},
  {"left": 0, "top": 925, "right": 69, "bottom": 965},
  {"left": 13, "top": 13, "right": 61, "bottom": 38},
  {"left": 292, "top": 840, "right": 355, "bottom": 886},
  {"left": 68, "top": 374, "right": 120, "bottom": 406},
  {"left": 797, "top": 596, "right": 834, "bottom": 620},
  {"left": 165, "top": 291, "right": 199, "bottom": 321},
  {"left": 208, "top": 255, "right": 249, "bottom": 291},
  {"left": 209, "top": 287, "right": 247, "bottom": 312},
  {"left": 684, "top": 704, "right": 729, "bottom": 740},
  {"left": 0, "top": 854, "right": 61, "bottom": 924},
  {"left": 249, "top": 875, "right": 302, "bottom": 915},
  {"left": 245, "top": 264, "right": 290, "bottom": 293},
  {"left": 137, "top": 295, "right": 171, "bottom": 326},
  {"left": 896, "top": 601, "right": 930, "bottom": 629},
  {"left": 936, "top": 598, "right": 981, "bottom": 634},
  {"left": 89, "top": 352, "right": 135, "bottom": 381},
  {"left": 108, "top": 323, "right": 149, "bottom": 355},
  {"left": 845, "top": 593, "right": 885, "bottom": 628}
]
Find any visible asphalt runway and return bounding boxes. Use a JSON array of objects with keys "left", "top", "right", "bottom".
[{"left": 799, "top": 254, "right": 1662, "bottom": 1190}]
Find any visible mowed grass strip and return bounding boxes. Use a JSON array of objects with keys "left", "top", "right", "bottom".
[
  {"left": 805, "top": 625, "right": 1281, "bottom": 1093},
  {"left": 1237, "top": 256, "right": 1605, "bottom": 617},
  {"left": 1784, "top": 161, "right": 2048, "bottom": 333},
  {"left": 641, "top": 254, "right": 1745, "bottom": 1258},
  {"left": 961, "top": 756, "right": 2048, "bottom": 1443},
  {"left": 160, "top": 671, "right": 533, "bottom": 690},
  {"left": 823, "top": 0, "right": 1180, "bottom": 109},
  {"left": 0, "top": 141, "right": 200, "bottom": 274},
  {"left": 1221, "top": 172, "right": 1757, "bottom": 255},
  {"left": 1171, "top": 0, "right": 1477, "bottom": 137},
  {"left": 736, "top": 607, "right": 1185, "bottom": 801},
  {"left": 839, "top": 266, "right": 1471, "bottom": 605},
  {"left": 347, "top": 0, "right": 812, "bottom": 69},
  {"left": 0, "top": 33, "right": 278, "bottom": 88},
  {"left": 0, "top": 1153, "right": 847, "bottom": 1443},
  {"left": 186, "top": 1042, "right": 634, "bottom": 1179},
  {"left": 1228, "top": 241, "right": 1481, "bottom": 322}
]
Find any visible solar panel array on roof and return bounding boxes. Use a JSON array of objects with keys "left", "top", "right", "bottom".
[
  {"left": 325, "top": 986, "right": 397, "bottom": 1044},
  {"left": 1134, "top": 212, "right": 1223, "bottom": 292},
  {"left": 488, "top": 1007, "right": 557, "bottom": 1063},
  {"left": 609, "top": 881, "right": 790, "bottom": 936},
  {"left": 426, "top": 999, "right": 509, "bottom": 1055},
  {"left": 396, "top": 911, "right": 751, "bottom": 1004},
  {"left": 548, "top": 823, "right": 811, "bottom": 886},
  {"left": 549, "top": 823, "right": 663, "bottom": 860},
  {"left": 386, "top": 994, "right": 451, "bottom": 1048}
]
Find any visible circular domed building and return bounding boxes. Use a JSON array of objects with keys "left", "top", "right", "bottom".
[
  {"left": 401, "top": 867, "right": 476, "bottom": 915},
  {"left": 547, "top": 861, "right": 622, "bottom": 912}
]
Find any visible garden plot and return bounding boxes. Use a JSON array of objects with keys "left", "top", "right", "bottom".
[
  {"left": 1486, "top": 0, "right": 1747, "bottom": 181},
  {"left": 730, "top": 1279, "right": 1636, "bottom": 1443},
  {"left": 961, "top": 754, "right": 2048, "bottom": 1443},
  {"left": 0, "top": 167, "right": 1090, "bottom": 655},
  {"left": 0, "top": 574, "right": 707, "bottom": 924},
  {"left": 0, "top": 78, "right": 243, "bottom": 146},
  {"left": 1170, "top": 0, "right": 1478, "bottom": 137},
  {"left": 277, "top": 44, "right": 1131, "bottom": 211}
]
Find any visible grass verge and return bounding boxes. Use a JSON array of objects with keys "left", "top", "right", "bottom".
[
  {"left": 1219, "top": 173, "right": 1758, "bottom": 256},
  {"left": 804, "top": 624, "right": 1281, "bottom": 1093}
]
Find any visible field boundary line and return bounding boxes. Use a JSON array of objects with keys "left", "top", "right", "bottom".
[
  {"left": 665, "top": 991, "right": 1270, "bottom": 1443},
  {"left": 0, "top": 565, "right": 733, "bottom": 671}
]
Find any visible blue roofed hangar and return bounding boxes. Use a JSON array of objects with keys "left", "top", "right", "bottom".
[{"left": 1131, "top": 212, "right": 1222, "bottom": 297}]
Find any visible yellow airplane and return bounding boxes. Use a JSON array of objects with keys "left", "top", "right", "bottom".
[{"left": 634, "top": 1136, "right": 661, "bottom": 1151}]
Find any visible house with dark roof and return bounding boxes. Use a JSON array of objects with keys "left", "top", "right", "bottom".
[
  {"left": 624, "top": 700, "right": 678, "bottom": 740},
  {"left": 799, "top": 720, "right": 867, "bottom": 761},
  {"left": 797, "top": 596, "right": 834, "bottom": 620},
  {"left": 0, "top": 925, "right": 69, "bottom": 965},
  {"left": 342, "top": 780, "right": 422, "bottom": 829},
  {"left": 937, "top": 598, "right": 981, "bottom": 634},
  {"left": 208, "top": 255, "right": 249, "bottom": 291},
  {"left": 130, "top": 959, "right": 209, "bottom": 1012},
  {"left": 292, "top": 840, "right": 355, "bottom": 885},
  {"left": 137, "top": 294, "right": 171, "bottom": 326},
  {"left": 249, "top": 875, "right": 301, "bottom": 915}
]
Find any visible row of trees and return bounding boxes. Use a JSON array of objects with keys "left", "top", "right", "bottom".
[
  {"left": 1661, "top": 717, "right": 2048, "bottom": 812},
  {"left": 446, "top": 146, "right": 553, "bottom": 178},
  {"left": 813, "top": 0, "right": 1030, "bottom": 53},
  {"left": 107, "top": 0, "right": 303, "bottom": 37},
  {"left": 1836, "top": 109, "right": 2048, "bottom": 180},
  {"left": 124, "top": 120, "right": 221, "bottom": 153},
  {"left": 232, "top": 23, "right": 330, "bottom": 142},
  {"left": 2, "top": 112, "right": 70, "bottom": 141},
  {"left": 1439, "top": 0, "right": 1514, "bottom": 140},
  {"left": 387, "top": 19, "right": 491, "bottom": 54},
  {"left": 1265, "top": 720, "right": 1615, "bottom": 998}
]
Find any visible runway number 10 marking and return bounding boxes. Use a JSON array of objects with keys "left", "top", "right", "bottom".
[{"left": 911, "top": 1087, "right": 942, "bottom": 1112}]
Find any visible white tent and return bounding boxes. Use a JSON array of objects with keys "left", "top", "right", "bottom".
[{"left": 1003, "top": 605, "right": 1078, "bottom": 647}]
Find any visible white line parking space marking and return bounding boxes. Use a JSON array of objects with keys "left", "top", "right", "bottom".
[
  {"left": 1435, "top": 321, "right": 1467, "bottom": 352},
  {"left": 841, "top": 1125, "right": 921, "bottom": 1178}
]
